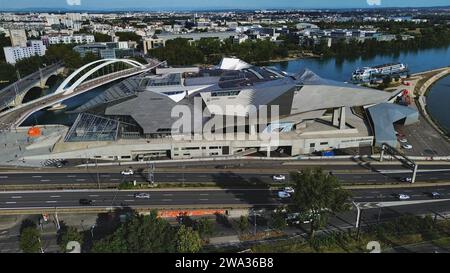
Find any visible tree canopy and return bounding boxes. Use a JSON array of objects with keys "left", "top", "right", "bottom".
[
  {"left": 290, "top": 168, "right": 352, "bottom": 237},
  {"left": 176, "top": 225, "right": 203, "bottom": 253},
  {"left": 57, "top": 225, "right": 84, "bottom": 253},
  {"left": 92, "top": 210, "right": 177, "bottom": 253},
  {"left": 20, "top": 226, "right": 42, "bottom": 253}
]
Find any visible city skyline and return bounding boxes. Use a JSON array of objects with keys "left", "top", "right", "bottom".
[{"left": 1, "top": 0, "right": 450, "bottom": 11}]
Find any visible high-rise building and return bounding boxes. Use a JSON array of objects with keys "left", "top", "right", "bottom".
[
  {"left": 9, "top": 29, "right": 27, "bottom": 47},
  {"left": 3, "top": 40, "right": 47, "bottom": 64}
]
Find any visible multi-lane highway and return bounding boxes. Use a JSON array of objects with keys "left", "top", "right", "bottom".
[
  {"left": 1, "top": 186, "right": 450, "bottom": 210},
  {"left": 0, "top": 168, "right": 450, "bottom": 186}
]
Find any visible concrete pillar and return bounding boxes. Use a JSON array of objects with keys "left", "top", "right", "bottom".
[
  {"left": 339, "top": 106, "right": 346, "bottom": 130},
  {"left": 412, "top": 164, "right": 418, "bottom": 183},
  {"left": 332, "top": 108, "right": 340, "bottom": 127}
]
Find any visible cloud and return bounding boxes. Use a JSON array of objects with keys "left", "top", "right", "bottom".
[
  {"left": 66, "top": 0, "right": 82, "bottom": 6},
  {"left": 366, "top": 0, "right": 381, "bottom": 5}
]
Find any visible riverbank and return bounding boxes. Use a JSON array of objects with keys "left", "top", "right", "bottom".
[
  {"left": 413, "top": 67, "right": 450, "bottom": 140},
  {"left": 260, "top": 52, "right": 322, "bottom": 64}
]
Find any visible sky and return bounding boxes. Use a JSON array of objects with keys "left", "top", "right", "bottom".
[{"left": 0, "top": 0, "right": 449, "bottom": 11}]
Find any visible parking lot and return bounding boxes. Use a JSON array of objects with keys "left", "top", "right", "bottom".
[{"left": 396, "top": 114, "right": 450, "bottom": 157}]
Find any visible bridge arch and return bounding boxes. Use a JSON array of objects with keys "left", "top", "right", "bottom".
[
  {"left": 54, "top": 58, "right": 145, "bottom": 95},
  {"left": 21, "top": 86, "right": 45, "bottom": 104}
]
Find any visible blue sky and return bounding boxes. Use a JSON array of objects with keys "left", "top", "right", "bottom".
[{"left": 1, "top": 0, "right": 449, "bottom": 10}]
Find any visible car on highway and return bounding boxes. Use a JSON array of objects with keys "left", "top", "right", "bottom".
[
  {"left": 278, "top": 191, "right": 291, "bottom": 199},
  {"left": 401, "top": 144, "right": 413, "bottom": 150},
  {"left": 400, "top": 177, "right": 412, "bottom": 183},
  {"left": 284, "top": 187, "right": 295, "bottom": 194},
  {"left": 121, "top": 169, "right": 134, "bottom": 175},
  {"left": 396, "top": 194, "right": 411, "bottom": 200},
  {"left": 79, "top": 199, "right": 93, "bottom": 205},
  {"left": 272, "top": 174, "right": 286, "bottom": 182},
  {"left": 134, "top": 192, "right": 150, "bottom": 199},
  {"left": 430, "top": 192, "right": 441, "bottom": 199}
]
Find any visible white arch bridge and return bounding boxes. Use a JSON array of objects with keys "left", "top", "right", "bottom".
[
  {"left": 0, "top": 58, "right": 165, "bottom": 130},
  {"left": 55, "top": 58, "right": 147, "bottom": 95}
]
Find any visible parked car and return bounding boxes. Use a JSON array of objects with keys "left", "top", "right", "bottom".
[
  {"left": 430, "top": 192, "right": 441, "bottom": 199},
  {"left": 396, "top": 194, "right": 410, "bottom": 200},
  {"left": 284, "top": 187, "right": 295, "bottom": 194},
  {"left": 398, "top": 138, "right": 408, "bottom": 143},
  {"left": 121, "top": 169, "right": 134, "bottom": 175},
  {"left": 272, "top": 174, "right": 286, "bottom": 182},
  {"left": 134, "top": 192, "right": 150, "bottom": 199},
  {"left": 401, "top": 144, "right": 413, "bottom": 150},
  {"left": 278, "top": 191, "right": 291, "bottom": 199},
  {"left": 79, "top": 199, "right": 93, "bottom": 205}
]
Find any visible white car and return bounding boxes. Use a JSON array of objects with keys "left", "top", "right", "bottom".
[
  {"left": 398, "top": 138, "right": 408, "bottom": 143},
  {"left": 397, "top": 194, "right": 410, "bottom": 200},
  {"left": 134, "top": 192, "right": 150, "bottom": 199},
  {"left": 278, "top": 191, "right": 291, "bottom": 199},
  {"left": 284, "top": 187, "right": 295, "bottom": 194},
  {"left": 401, "top": 144, "right": 413, "bottom": 150},
  {"left": 121, "top": 169, "right": 134, "bottom": 175},
  {"left": 401, "top": 177, "right": 412, "bottom": 183},
  {"left": 272, "top": 175, "right": 286, "bottom": 182}
]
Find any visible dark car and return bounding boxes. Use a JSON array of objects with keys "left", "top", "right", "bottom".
[
  {"left": 79, "top": 199, "right": 93, "bottom": 205},
  {"left": 430, "top": 192, "right": 441, "bottom": 199}
]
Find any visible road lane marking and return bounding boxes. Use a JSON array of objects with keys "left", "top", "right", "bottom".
[
  {"left": 32, "top": 176, "right": 42, "bottom": 178},
  {"left": 89, "top": 195, "right": 99, "bottom": 197},
  {"left": 5, "top": 202, "right": 16, "bottom": 204},
  {"left": 67, "top": 175, "right": 77, "bottom": 178},
  {"left": 50, "top": 196, "right": 60, "bottom": 198},
  {"left": 11, "top": 196, "right": 22, "bottom": 199},
  {"left": 124, "top": 200, "right": 134, "bottom": 202},
  {"left": 163, "top": 194, "right": 173, "bottom": 196},
  {"left": 110, "top": 179, "right": 120, "bottom": 181},
  {"left": 45, "top": 201, "right": 57, "bottom": 203},
  {"left": 162, "top": 199, "right": 172, "bottom": 201},
  {"left": 199, "top": 193, "right": 209, "bottom": 196},
  {"left": 76, "top": 179, "right": 86, "bottom": 182},
  {"left": 40, "top": 180, "right": 51, "bottom": 182},
  {"left": 199, "top": 199, "right": 209, "bottom": 201},
  {"left": 100, "top": 175, "right": 110, "bottom": 177},
  {"left": 0, "top": 176, "right": 8, "bottom": 179}
]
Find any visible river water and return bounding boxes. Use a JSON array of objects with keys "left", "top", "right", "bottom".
[
  {"left": 23, "top": 45, "right": 450, "bottom": 128},
  {"left": 427, "top": 75, "right": 450, "bottom": 135}
]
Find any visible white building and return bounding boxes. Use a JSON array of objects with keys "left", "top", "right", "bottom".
[
  {"left": 43, "top": 34, "right": 95, "bottom": 45},
  {"left": 3, "top": 40, "right": 47, "bottom": 64}
]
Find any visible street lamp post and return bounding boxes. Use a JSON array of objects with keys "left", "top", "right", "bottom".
[
  {"left": 352, "top": 201, "right": 362, "bottom": 240},
  {"left": 95, "top": 158, "right": 100, "bottom": 189}
]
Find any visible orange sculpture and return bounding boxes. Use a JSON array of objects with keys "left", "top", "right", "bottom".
[{"left": 27, "top": 126, "right": 42, "bottom": 137}]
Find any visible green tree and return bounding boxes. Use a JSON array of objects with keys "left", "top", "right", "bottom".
[
  {"left": 116, "top": 32, "right": 142, "bottom": 43},
  {"left": 94, "top": 32, "right": 112, "bottom": 42},
  {"left": 20, "top": 227, "right": 42, "bottom": 253},
  {"left": 290, "top": 168, "right": 351, "bottom": 238},
  {"left": 91, "top": 210, "right": 177, "bottom": 253},
  {"left": 238, "top": 215, "right": 249, "bottom": 233},
  {"left": 0, "top": 33, "right": 12, "bottom": 60},
  {"left": 270, "top": 208, "right": 287, "bottom": 231},
  {"left": 58, "top": 226, "right": 84, "bottom": 252},
  {"left": 176, "top": 225, "right": 203, "bottom": 253},
  {"left": 15, "top": 56, "right": 45, "bottom": 77},
  {"left": 195, "top": 217, "right": 214, "bottom": 238},
  {"left": 0, "top": 62, "right": 17, "bottom": 89}
]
